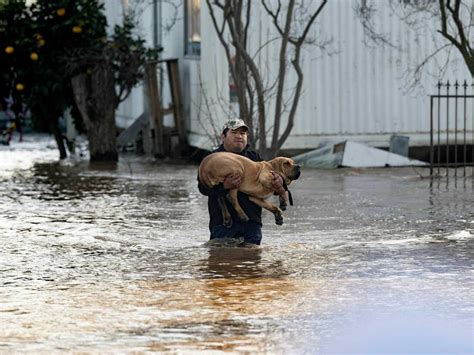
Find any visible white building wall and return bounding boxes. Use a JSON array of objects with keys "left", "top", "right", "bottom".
[{"left": 188, "top": 0, "right": 473, "bottom": 151}]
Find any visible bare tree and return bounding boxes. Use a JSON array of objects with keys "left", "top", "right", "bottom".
[
  {"left": 356, "top": 0, "right": 473, "bottom": 86},
  {"left": 195, "top": 71, "right": 233, "bottom": 149},
  {"left": 206, "top": 0, "right": 328, "bottom": 159},
  {"left": 438, "top": 0, "right": 473, "bottom": 75}
]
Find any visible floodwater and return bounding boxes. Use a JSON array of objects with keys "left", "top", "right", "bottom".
[{"left": 0, "top": 135, "right": 473, "bottom": 353}]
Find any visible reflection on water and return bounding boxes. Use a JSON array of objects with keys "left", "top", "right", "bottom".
[
  {"left": 0, "top": 136, "right": 473, "bottom": 353},
  {"left": 202, "top": 246, "right": 265, "bottom": 279}
]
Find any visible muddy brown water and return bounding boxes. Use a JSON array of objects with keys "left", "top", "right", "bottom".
[{"left": 0, "top": 135, "right": 473, "bottom": 353}]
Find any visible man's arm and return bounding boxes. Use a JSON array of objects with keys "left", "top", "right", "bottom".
[
  {"left": 247, "top": 150, "right": 283, "bottom": 190},
  {"left": 270, "top": 171, "right": 285, "bottom": 193}
]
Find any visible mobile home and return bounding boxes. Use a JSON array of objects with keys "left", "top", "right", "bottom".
[{"left": 107, "top": 0, "right": 473, "bottom": 159}]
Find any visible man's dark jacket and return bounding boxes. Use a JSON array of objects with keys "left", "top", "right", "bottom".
[{"left": 198, "top": 144, "right": 263, "bottom": 230}]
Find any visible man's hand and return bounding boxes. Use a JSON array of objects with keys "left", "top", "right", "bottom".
[
  {"left": 271, "top": 171, "right": 284, "bottom": 191},
  {"left": 223, "top": 174, "right": 241, "bottom": 190}
]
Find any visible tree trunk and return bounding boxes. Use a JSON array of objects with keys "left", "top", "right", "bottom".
[{"left": 71, "top": 66, "right": 118, "bottom": 162}]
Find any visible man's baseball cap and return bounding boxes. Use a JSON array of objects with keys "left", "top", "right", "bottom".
[{"left": 222, "top": 118, "right": 249, "bottom": 133}]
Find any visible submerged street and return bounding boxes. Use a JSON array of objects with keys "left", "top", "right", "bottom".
[{"left": 0, "top": 135, "right": 473, "bottom": 353}]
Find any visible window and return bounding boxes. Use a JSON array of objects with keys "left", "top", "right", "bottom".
[{"left": 185, "top": 0, "right": 201, "bottom": 56}]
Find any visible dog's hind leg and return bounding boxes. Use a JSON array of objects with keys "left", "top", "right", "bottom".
[
  {"left": 249, "top": 196, "right": 284, "bottom": 225},
  {"left": 218, "top": 195, "right": 233, "bottom": 228},
  {"left": 226, "top": 189, "right": 249, "bottom": 222}
]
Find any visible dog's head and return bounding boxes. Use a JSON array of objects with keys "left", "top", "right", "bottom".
[{"left": 269, "top": 157, "right": 301, "bottom": 186}]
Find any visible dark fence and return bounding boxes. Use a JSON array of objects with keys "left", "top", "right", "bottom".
[{"left": 430, "top": 81, "right": 474, "bottom": 177}]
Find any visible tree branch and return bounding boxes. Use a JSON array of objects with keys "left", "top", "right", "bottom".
[{"left": 270, "top": 0, "right": 294, "bottom": 149}]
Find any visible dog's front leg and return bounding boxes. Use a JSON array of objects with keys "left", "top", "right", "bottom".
[
  {"left": 278, "top": 193, "right": 288, "bottom": 211},
  {"left": 269, "top": 171, "right": 287, "bottom": 211},
  {"left": 249, "top": 196, "right": 284, "bottom": 226}
]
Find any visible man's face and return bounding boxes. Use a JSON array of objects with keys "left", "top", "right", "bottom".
[{"left": 222, "top": 127, "right": 248, "bottom": 153}]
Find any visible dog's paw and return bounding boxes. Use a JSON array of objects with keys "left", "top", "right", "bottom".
[
  {"left": 280, "top": 203, "right": 287, "bottom": 211},
  {"left": 275, "top": 214, "right": 284, "bottom": 225}
]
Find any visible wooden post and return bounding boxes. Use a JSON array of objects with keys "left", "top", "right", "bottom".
[
  {"left": 166, "top": 59, "right": 188, "bottom": 155},
  {"left": 145, "top": 62, "right": 164, "bottom": 157}
]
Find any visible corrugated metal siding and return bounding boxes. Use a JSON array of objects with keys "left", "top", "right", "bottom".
[
  {"left": 188, "top": 0, "right": 472, "bottom": 151},
  {"left": 299, "top": 0, "right": 471, "bottom": 147}
]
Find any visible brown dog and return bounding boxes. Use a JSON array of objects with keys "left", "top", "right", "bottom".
[{"left": 198, "top": 152, "right": 301, "bottom": 227}]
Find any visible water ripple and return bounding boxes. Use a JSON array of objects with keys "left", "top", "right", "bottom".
[{"left": 0, "top": 137, "right": 472, "bottom": 352}]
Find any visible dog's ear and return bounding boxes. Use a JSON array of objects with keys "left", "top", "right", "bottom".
[
  {"left": 269, "top": 157, "right": 284, "bottom": 174},
  {"left": 271, "top": 157, "right": 291, "bottom": 177}
]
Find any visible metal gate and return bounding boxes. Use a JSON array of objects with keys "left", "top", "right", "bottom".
[{"left": 430, "top": 81, "right": 474, "bottom": 177}]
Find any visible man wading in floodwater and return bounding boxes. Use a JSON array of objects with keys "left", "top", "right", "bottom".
[{"left": 198, "top": 119, "right": 283, "bottom": 245}]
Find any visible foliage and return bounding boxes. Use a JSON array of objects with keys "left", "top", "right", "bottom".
[
  {"left": 0, "top": 1, "right": 35, "bottom": 106},
  {"left": 65, "top": 16, "right": 158, "bottom": 109},
  {"left": 0, "top": 0, "right": 108, "bottom": 130},
  {"left": 0, "top": 0, "right": 155, "bottom": 135}
]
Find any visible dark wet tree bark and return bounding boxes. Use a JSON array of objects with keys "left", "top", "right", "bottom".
[{"left": 71, "top": 66, "right": 118, "bottom": 162}]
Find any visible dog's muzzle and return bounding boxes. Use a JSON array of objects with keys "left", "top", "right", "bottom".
[{"left": 292, "top": 165, "right": 301, "bottom": 180}]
